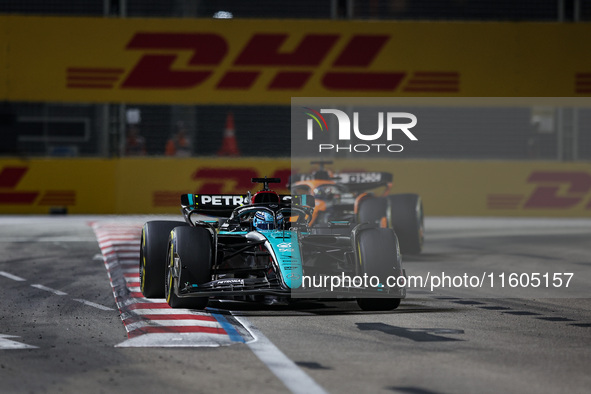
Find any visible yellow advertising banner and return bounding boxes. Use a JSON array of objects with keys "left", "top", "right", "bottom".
[
  {"left": 114, "top": 157, "right": 292, "bottom": 213},
  {"left": 0, "top": 16, "right": 590, "bottom": 104},
  {"left": 330, "top": 159, "right": 591, "bottom": 217},
  {"left": 1, "top": 158, "right": 591, "bottom": 217},
  {"left": 0, "top": 158, "right": 116, "bottom": 214}
]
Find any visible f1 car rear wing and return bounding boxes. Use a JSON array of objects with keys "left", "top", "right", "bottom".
[
  {"left": 290, "top": 171, "right": 393, "bottom": 192},
  {"left": 180, "top": 193, "right": 316, "bottom": 218},
  {"left": 334, "top": 172, "right": 393, "bottom": 192},
  {"left": 181, "top": 194, "right": 249, "bottom": 217}
]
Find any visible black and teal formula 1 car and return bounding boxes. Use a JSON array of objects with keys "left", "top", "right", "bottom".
[{"left": 139, "top": 178, "right": 406, "bottom": 311}]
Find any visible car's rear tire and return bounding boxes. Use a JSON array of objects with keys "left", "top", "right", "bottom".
[
  {"left": 165, "top": 226, "right": 212, "bottom": 309},
  {"left": 140, "top": 221, "right": 188, "bottom": 298},
  {"left": 357, "top": 196, "right": 387, "bottom": 225},
  {"left": 355, "top": 227, "right": 403, "bottom": 311},
  {"left": 386, "top": 194, "right": 424, "bottom": 255}
]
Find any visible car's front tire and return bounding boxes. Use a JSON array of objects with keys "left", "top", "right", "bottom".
[
  {"left": 165, "top": 226, "right": 212, "bottom": 309},
  {"left": 140, "top": 221, "right": 188, "bottom": 298},
  {"left": 355, "top": 227, "right": 403, "bottom": 311}
]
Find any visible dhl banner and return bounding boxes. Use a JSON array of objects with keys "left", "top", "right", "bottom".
[
  {"left": 1, "top": 157, "right": 591, "bottom": 217},
  {"left": 0, "top": 159, "right": 117, "bottom": 214},
  {"left": 0, "top": 16, "right": 590, "bottom": 104}
]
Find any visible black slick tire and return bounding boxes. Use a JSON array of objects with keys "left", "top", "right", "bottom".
[
  {"left": 140, "top": 221, "right": 188, "bottom": 298},
  {"left": 357, "top": 196, "right": 387, "bottom": 225},
  {"left": 386, "top": 194, "right": 424, "bottom": 255},
  {"left": 165, "top": 226, "right": 212, "bottom": 309},
  {"left": 355, "top": 227, "right": 402, "bottom": 311}
]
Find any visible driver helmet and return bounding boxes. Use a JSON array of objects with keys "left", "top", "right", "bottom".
[{"left": 253, "top": 211, "right": 283, "bottom": 230}]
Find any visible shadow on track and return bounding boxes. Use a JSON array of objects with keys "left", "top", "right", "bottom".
[{"left": 206, "top": 298, "right": 459, "bottom": 317}]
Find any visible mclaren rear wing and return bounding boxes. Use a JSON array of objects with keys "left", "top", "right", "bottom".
[
  {"left": 290, "top": 171, "right": 393, "bottom": 192},
  {"left": 334, "top": 172, "right": 393, "bottom": 192}
]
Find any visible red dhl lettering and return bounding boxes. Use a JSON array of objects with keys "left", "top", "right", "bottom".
[
  {"left": 0, "top": 166, "right": 76, "bottom": 206},
  {"left": 0, "top": 167, "right": 38, "bottom": 204},
  {"left": 192, "top": 167, "right": 291, "bottom": 195},
  {"left": 152, "top": 167, "right": 292, "bottom": 207},
  {"left": 487, "top": 171, "right": 591, "bottom": 210},
  {"left": 67, "top": 32, "right": 460, "bottom": 92},
  {"left": 121, "top": 33, "right": 227, "bottom": 89},
  {"left": 524, "top": 171, "right": 591, "bottom": 209}
]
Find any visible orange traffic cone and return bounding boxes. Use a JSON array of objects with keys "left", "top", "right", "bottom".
[{"left": 217, "top": 112, "right": 240, "bottom": 156}]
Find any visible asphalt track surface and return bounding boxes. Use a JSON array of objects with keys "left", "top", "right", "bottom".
[{"left": 1, "top": 215, "right": 590, "bottom": 393}]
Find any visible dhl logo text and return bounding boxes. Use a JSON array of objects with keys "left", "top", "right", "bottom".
[
  {"left": 0, "top": 166, "right": 75, "bottom": 206},
  {"left": 67, "top": 32, "right": 460, "bottom": 92},
  {"left": 487, "top": 171, "right": 591, "bottom": 210}
]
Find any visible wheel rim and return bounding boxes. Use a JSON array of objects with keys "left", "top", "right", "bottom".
[{"left": 166, "top": 241, "right": 174, "bottom": 303}]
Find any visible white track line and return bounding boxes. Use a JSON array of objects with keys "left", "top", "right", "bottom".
[
  {"left": 1, "top": 271, "right": 112, "bottom": 311},
  {"left": 0, "top": 335, "right": 38, "bottom": 350},
  {"left": 30, "top": 284, "right": 67, "bottom": 296},
  {"left": 0, "top": 271, "right": 26, "bottom": 281},
  {"left": 124, "top": 320, "right": 222, "bottom": 332},
  {"left": 0, "top": 237, "right": 96, "bottom": 243},
  {"left": 72, "top": 299, "right": 114, "bottom": 311},
  {"left": 121, "top": 309, "right": 209, "bottom": 316},
  {"left": 235, "top": 316, "right": 327, "bottom": 394}
]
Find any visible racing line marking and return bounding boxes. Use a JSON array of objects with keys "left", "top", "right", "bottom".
[
  {"left": 0, "top": 334, "right": 38, "bottom": 350},
  {"left": 73, "top": 299, "right": 114, "bottom": 311},
  {"left": 0, "top": 271, "right": 26, "bottom": 281},
  {"left": 235, "top": 316, "right": 328, "bottom": 394},
  {"left": 30, "top": 284, "right": 68, "bottom": 296},
  {"left": 0, "top": 271, "right": 113, "bottom": 311}
]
